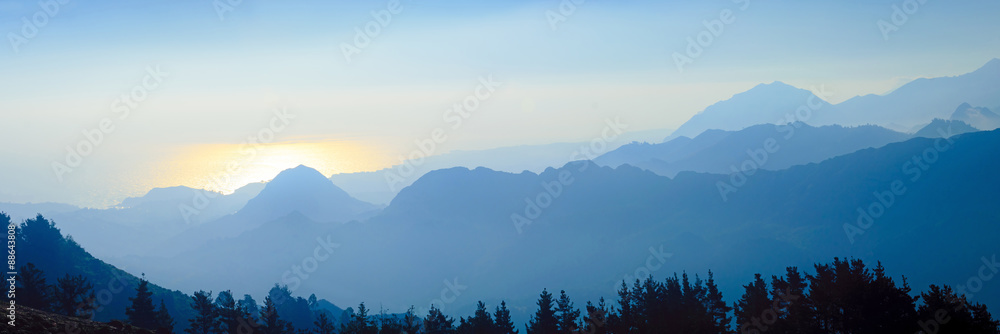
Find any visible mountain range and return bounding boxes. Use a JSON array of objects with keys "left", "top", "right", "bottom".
[
  {"left": 59, "top": 128, "right": 1000, "bottom": 326},
  {"left": 670, "top": 58, "right": 1000, "bottom": 138}
]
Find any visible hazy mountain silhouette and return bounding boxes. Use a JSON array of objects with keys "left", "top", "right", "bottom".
[
  {"left": 330, "top": 128, "right": 673, "bottom": 205},
  {"left": 0, "top": 183, "right": 264, "bottom": 262},
  {"left": 670, "top": 82, "right": 829, "bottom": 139},
  {"left": 597, "top": 123, "right": 910, "bottom": 177},
  {"left": 142, "top": 165, "right": 378, "bottom": 258},
  {"left": 237, "top": 165, "right": 377, "bottom": 223},
  {"left": 815, "top": 58, "right": 1000, "bottom": 130},
  {"left": 914, "top": 119, "right": 978, "bottom": 138},
  {"left": 669, "top": 59, "right": 1000, "bottom": 137},
  {"left": 951, "top": 102, "right": 1000, "bottom": 130}
]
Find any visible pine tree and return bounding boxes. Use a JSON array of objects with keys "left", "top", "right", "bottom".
[
  {"left": 17, "top": 263, "right": 52, "bottom": 311},
  {"left": 54, "top": 273, "right": 95, "bottom": 318},
  {"left": 526, "top": 289, "right": 558, "bottom": 334},
  {"left": 313, "top": 312, "right": 336, "bottom": 334},
  {"left": 769, "top": 267, "right": 812, "bottom": 334},
  {"left": 704, "top": 271, "right": 732, "bottom": 334},
  {"left": 466, "top": 301, "right": 495, "bottom": 333},
  {"left": 260, "top": 296, "right": 293, "bottom": 334},
  {"left": 186, "top": 290, "right": 219, "bottom": 334},
  {"left": 238, "top": 294, "right": 259, "bottom": 323},
  {"left": 494, "top": 301, "right": 518, "bottom": 334},
  {"left": 608, "top": 281, "right": 635, "bottom": 334},
  {"left": 402, "top": 306, "right": 422, "bottom": 334},
  {"left": 215, "top": 290, "right": 240, "bottom": 334},
  {"left": 582, "top": 298, "right": 608, "bottom": 334},
  {"left": 555, "top": 291, "right": 580, "bottom": 334},
  {"left": 734, "top": 273, "right": 772, "bottom": 334},
  {"left": 155, "top": 299, "right": 176, "bottom": 333},
  {"left": 126, "top": 275, "right": 158, "bottom": 330},
  {"left": 341, "top": 302, "right": 377, "bottom": 334},
  {"left": 378, "top": 306, "right": 404, "bottom": 334},
  {"left": 423, "top": 304, "right": 455, "bottom": 334}
]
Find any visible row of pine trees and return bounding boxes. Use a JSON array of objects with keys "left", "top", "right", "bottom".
[{"left": 17, "top": 257, "right": 1000, "bottom": 333}]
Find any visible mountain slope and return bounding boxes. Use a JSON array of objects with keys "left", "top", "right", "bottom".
[
  {"left": 951, "top": 102, "right": 1000, "bottom": 130},
  {"left": 597, "top": 123, "right": 911, "bottom": 177},
  {"left": 10, "top": 213, "right": 196, "bottom": 331},
  {"left": 669, "top": 58, "right": 1000, "bottom": 138},
  {"left": 813, "top": 58, "right": 1000, "bottom": 130},
  {"left": 145, "top": 165, "right": 378, "bottom": 257},
  {"left": 914, "top": 119, "right": 978, "bottom": 138},
  {"left": 670, "top": 81, "right": 830, "bottom": 138}
]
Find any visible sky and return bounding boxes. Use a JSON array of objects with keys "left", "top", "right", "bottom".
[{"left": 1, "top": 0, "right": 999, "bottom": 207}]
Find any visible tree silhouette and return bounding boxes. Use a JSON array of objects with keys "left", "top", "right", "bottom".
[
  {"left": 494, "top": 301, "right": 518, "bottom": 334},
  {"left": 582, "top": 298, "right": 608, "bottom": 334},
  {"left": 767, "top": 267, "right": 811, "bottom": 334},
  {"left": 53, "top": 273, "right": 95, "bottom": 318},
  {"left": 260, "top": 295, "right": 294, "bottom": 334},
  {"left": 126, "top": 275, "right": 158, "bottom": 330},
  {"left": 526, "top": 289, "right": 558, "bottom": 334},
  {"left": 555, "top": 290, "right": 580, "bottom": 334},
  {"left": 186, "top": 290, "right": 219, "bottom": 334},
  {"left": 704, "top": 271, "right": 732, "bottom": 334},
  {"left": 215, "top": 290, "right": 240, "bottom": 334},
  {"left": 918, "top": 284, "right": 1000, "bottom": 334},
  {"left": 734, "top": 273, "right": 773, "bottom": 334},
  {"left": 402, "top": 306, "right": 422, "bottom": 334},
  {"left": 807, "top": 258, "right": 917, "bottom": 333},
  {"left": 17, "top": 263, "right": 52, "bottom": 311},
  {"left": 155, "top": 299, "right": 175, "bottom": 333},
  {"left": 423, "top": 304, "right": 456, "bottom": 334},
  {"left": 340, "top": 302, "right": 377, "bottom": 334},
  {"left": 313, "top": 312, "right": 336, "bottom": 334}
]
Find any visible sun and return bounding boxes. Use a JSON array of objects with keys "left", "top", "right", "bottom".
[{"left": 165, "top": 140, "right": 392, "bottom": 194}]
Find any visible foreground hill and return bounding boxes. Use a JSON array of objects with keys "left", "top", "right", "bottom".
[
  {"left": 8, "top": 213, "right": 197, "bottom": 331},
  {"left": 8, "top": 306, "right": 156, "bottom": 334}
]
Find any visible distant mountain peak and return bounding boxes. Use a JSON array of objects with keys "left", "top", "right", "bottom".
[
  {"left": 950, "top": 102, "right": 1000, "bottom": 130},
  {"left": 234, "top": 165, "right": 376, "bottom": 223}
]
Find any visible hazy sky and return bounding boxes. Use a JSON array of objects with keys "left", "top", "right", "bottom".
[{"left": 1, "top": 0, "right": 999, "bottom": 207}]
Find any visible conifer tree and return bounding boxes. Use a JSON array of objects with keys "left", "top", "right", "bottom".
[
  {"left": 126, "top": 275, "right": 158, "bottom": 329},
  {"left": 494, "top": 301, "right": 518, "bottom": 334},
  {"left": 155, "top": 299, "right": 175, "bottom": 333},
  {"left": 186, "top": 290, "right": 219, "bottom": 334},
  {"left": 526, "top": 289, "right": 558, "bottom": 334}
]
